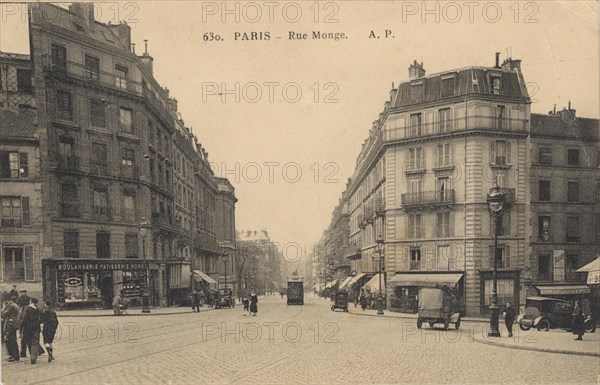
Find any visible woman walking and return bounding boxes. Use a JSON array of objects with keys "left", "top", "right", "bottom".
[
  {"left": 41, "top": 300, "right": 58, "bottom": 362},
  {"left": 249, "top": 291, "right": 258, "bottom": 316}
]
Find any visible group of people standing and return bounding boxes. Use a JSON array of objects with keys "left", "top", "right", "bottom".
[
  {"left": 242, "top": 291, "right": 259, "bottom": 316},
  {"left": 355, "top": 290, "right": 381, "bottom": 311},
  {"left": 1, "top": 286, "right": 59, "bottom": 364}
]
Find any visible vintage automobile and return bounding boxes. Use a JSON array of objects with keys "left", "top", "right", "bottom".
[
  {"left": 416, "top": 287, "right": 461, "bottom": 330},
  {"left": 518, "top": 296, "right": 597, "bottom": 332},
  {"left": 214, "top": 288, "right": 234, "bottom": 309},
  {"left": 331, "top": 290, "right": 349, "bottom": 312}
]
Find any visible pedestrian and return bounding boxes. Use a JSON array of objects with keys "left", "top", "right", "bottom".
[
  {"left": 199, "top": 290, "right": 206, "bottom": 307},
  {"left": 41, "top": 300, "right": 58, "bottom": 363},
  {"left": 249, "top": 291, "right": 258, "bottom": 316},
  {"left": 16, "top": 289, "right": 30, "bottom": 358},
  {"left": 572, "top": 298, "right": 586, "bottom": 340},
  {"left": 503, "top": 302, "right": 517, "bottom": 337},
  {"left": 360, "top": 291, "right": 367, "bottom": 311},
  {"left": 191, "top": 290, "right": 201, "bottom": 312},
  {"left": 242, "top": 295, "right": 249, "bottom": 314},
  {"left": 9, "top": 285, "right": 19, "bottom": 303},
  {"left": 207, "top": 290, "right": 214, "bottom": 308},
  {"left": 112, "top": 292, "right": 123, "bottom": 316},
  {"left": 20, "top": 297, "right": 42, "bottom": 364},
  {"left": 2, "top": 299, "right": 21, "bottom": 362}
]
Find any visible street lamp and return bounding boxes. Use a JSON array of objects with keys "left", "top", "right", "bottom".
[
  {"left": 138, "top": 217, "right": 151, "bottom": 313},
  {"left": 375, "top": 234, "right": 385, "bottom": 315},
  {"left": 487, "top": 181, "right": 506, "bottom": 337},
  {"left": 223, "top": 251, "right": 228, "bottom": 292}
]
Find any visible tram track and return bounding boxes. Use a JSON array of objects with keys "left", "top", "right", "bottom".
[{"left": 4, "top": 299, "right": 308, "bottom": 385}]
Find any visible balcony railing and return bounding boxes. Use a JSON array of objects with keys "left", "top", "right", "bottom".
[
  {"left": 383, "top": 116, "right": 528, "bottom": 142},
  {"left": 410, "top": 261, "right": 421, "bottom": 270},
  {"left": 120, "top": 164, "right": 139, "bottom": 179},
  {"left": 152, "top": 212, "right": 173, "bottom": 227},
  {"left": 401, "top": 189, "right": 455, "bottom": 206},
  {"left": 61, "top": 204, "right": 80, "bottom": 218},
  {"left": 404, "top": 159, "right": 426, "bottom": 173},
  {"left": 93, "top": 206, "right": 112, "bottom": 221},
  {"left": 42, "top": 55, "right": 143, "bottom": 96},
  {"left": 121, "top": 208, "right": 137, "bottom": 223},
  {"left": 57, "top": 155, "right": 80, "bottom": 171},
  {"left": 90, "top": 163, "right": 109, "bottom": 176}
]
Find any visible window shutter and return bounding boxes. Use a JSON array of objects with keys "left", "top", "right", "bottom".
[
  {"left": 488, "top": 245, "right": 494, "bottom": 268},
  {"left": 489, "top": 141, "right": 496, "bottom": 163},
  {"left": 0, "top": 151, "right": 9, "bottom": 178},
  {"left": 505, "top": 245, "right": 511, "bottom": 268},
  {"left": 25, "top": 245, "right": 34, "bottom": 281},
  {"left": 506, "top": 142, "right": 512, "bottom": 164},
  {"left": 21, "top": 197, "right": 30, "bottom": 226}
]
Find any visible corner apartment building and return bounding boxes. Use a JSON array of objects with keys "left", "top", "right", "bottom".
[
  {"left": 344, "top": 56, "right": 531, "bottom": 316},
  {"left": 0, "top": 53, "right": 43, "bottom": 297},
  {"left": 214, "top": 177, "right": 237, "bottom": 295}
]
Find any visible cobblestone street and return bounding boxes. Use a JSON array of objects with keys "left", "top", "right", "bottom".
[{"left": 2, "top": 295, "right": 599, "bottom": 385}]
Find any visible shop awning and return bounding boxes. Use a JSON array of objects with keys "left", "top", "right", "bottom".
[
  {"left": 536, "top": 285, "right": 590, "bottom": 295},
  {"left": 388, "top": 273, "right": 463, "bottom": 288},
  {"left": 362, "top": 273, "right": 385, "bottom": 293},
  {"left": 348, "top": 273, "right": 367, "bottom": 287},
  {"left": 338, "top": 276, "right": 354, "bottom": 290},
  {"left": 192, "top": 270, "right": 217, "bottom": 285},
  {"left": 577, "top": 257, "right": 600, "bottom": 285},
  {"left": 325, "top": 279, "right": 339, "bottom": 289}
]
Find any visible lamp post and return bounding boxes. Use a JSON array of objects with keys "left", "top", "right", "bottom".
[
  {"left": 487, "top": 181, "right": 506, "bottom": 337},
  {"left": 376, "top": 234, "right": 385, "bottom": 315},
  {"left": 223, "top": 251, "right": 228, "bottom": 292},
  {"left": 139, "top": 217, "right": 151, "bottom": 313}
]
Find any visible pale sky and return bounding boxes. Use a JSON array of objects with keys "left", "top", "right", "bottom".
[{"left": 1, "top": 1, "right": 599, "bottom": 261}]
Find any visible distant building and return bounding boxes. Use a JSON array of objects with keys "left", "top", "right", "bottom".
[
  {"left": 236, "top": 229, "right": 281, "bottom": 295},
  {"left": 215, "top": 177, "right": 237, "bottom": 295}
]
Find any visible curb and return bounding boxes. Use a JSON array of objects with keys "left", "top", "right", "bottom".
[
  {"left": 344, "top": 307, "right": 487, "bottom": 323},
  {"left": 472, "top": 335, "right": 600, "bottom": 358},
  {"left": 57, "top": 308, "right": 215, "bottom": 318}
]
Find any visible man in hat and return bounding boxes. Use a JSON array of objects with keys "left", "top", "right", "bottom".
[
  {"left": 2, "top": 298, "right": 20, "bottom": 362},
  {"left": 16, "top": 289, "right": 30, "bottom": 357}
]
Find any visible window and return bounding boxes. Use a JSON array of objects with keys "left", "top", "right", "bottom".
[
  {"left": 436, "top": 245, "right": 452, "bottom": 270},
  {"left": 410, "top": 83, "right": 423, "bottom": 104},
  {"left": 441, "top": 78, "right": 454, "bottom": 98},
  {"left": 91, "top": 142, "right": 108, "bottom": 175},
  {"left": 115, "top": 65, "right": 128, "bottom": 89},
  {"left": 59, "top": 136, "right": 74, "bottom": 157},
  {"left": 490, "top": 140, "right": 511, "bottom": 165},
  {"left": 61, "top": 183, "right": 80, "bottom": 217},
  {"left": 2, "top": 246, "right": 24, "bottom": 281},
  {"left": 539, "top": 180, "right": 551, "bottom": 201},
  {"left": 121, "top": 148, "right": 135, "bottom": 178},
  {"left": 409, "top": 113, "right": 422, "bottom": 137},
  {"left": 567, "top": 148, "right": 579, "bottom": 166},
  {"left": 407, "top": 147, "right": 423, "bottom": 170},
  {"left": 122, "top": 193, "right": 135, "bottom": 222},
  {"left": 57, "top": 90, "right": 73, "bottom": 120},
  {"left": 125, "top": 234, "right": 139, "bottom": 258},
  {"left": 495, "top": 105, "right": 506, "bottom": 129},
  {"left": 408, "top": 178, "right": 422, "bottom": 203},
  {"left": 437, "top": 211, "right": 451, "bottom": 237},
  {"left": 484, "top": 279, "right": 513, "bottom": 308},
  {"left": 0, "top": 151, "right": 28, "bottom": 179},
  {"left": 538, "top": 254, "right": 552, "bottom": 281},
  {"left": 538, "top": 215, "right": 551, "bottom": 241},
  {"left": 90, "top": 99, "right": 106, "bottom": 127},
  {"left": 16, "top": 69, "right": 32, "bottom": 93},
  {"left": 408, "top": 214, "right": 422, "bottom": 239},
  {"left": 567, "top": 181, "right": 579, "bottom": 202},
  {"left": 491, "top": 211, "right": 511, "bottom": 236},
  {"left": 566, "top": 216, "right": 580, "bottom": 242},
  {"left": 119, "top": 107, "right": 133, "bottom": 133},
  {"left": 566, "top": 254, "right": 579, "bottom": 281},
  {"left": 410, "top": 248, "right": 421, "bottom": 270},
  {"left": 93, "top": 189, "right": 109, "bottom": 219},
  {"left": 51, "top": 44, "right": 67, "bottom": 71},
  {"left": 437, "top": 177, "right": 451, "bottom": 202},
  {"left": 539, "top": 146, "right": 552, "bottom": 164},
  {"left": 84, "top": 55, "right": 99, "bottom": 80},
  {"left": 96, "top": 232, "right": 110, "bottom": 259},
  {"left": 488, "top": 245, "right": 510, "bottom": 268},
  {"left": 1, "top": 196, "right": 30, "bottom": 227},
  {"left": 436, "top": 143, "right": 451, "bottom": 167},
  {"left": 148, "top": 120, "right": 155, "bottom": 144},
  {"left": 492, "top": 77, "right": 502, "bottom": 95},
  {"left": 64, "top": 230, "right": 79, "bottom": 258}
]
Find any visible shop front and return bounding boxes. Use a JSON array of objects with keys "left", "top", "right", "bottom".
[
  {"left": 167, "top": 261, "right": 191, "bottom": 306},
  {"left": 192, "top": 270, "right": 218, "bottom": 294},
  {"left": 479, "top": 269, "right": 520, "bottom": 315},
  {"left": 42, "top": 259, "right": 161, "bottom": 309},
  {"left": 387, "top": 272, "right": 464, "bottom": 314}
]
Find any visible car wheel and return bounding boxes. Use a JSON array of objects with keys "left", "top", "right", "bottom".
[
  {"left": 417, "top": 318, "right": 423, "bottom": 329},
  {"left": 585, "top": 320, "right": 597, "bottom": 333},
  {"left": 519, "top": 322, "right": 531, "bottom": 331},
  {"left": 538, "top": 319, "right": 550, "bottom": 331}
]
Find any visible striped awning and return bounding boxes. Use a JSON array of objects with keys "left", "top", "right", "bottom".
[
  {"left": 193, "top": 270, "right": 217, "bottom": 285},
  {"left": 325, "top": 279, "right": 339, "bottom": 289},
  {"left": 338, "top": 276, "right": 354, "bottom": 290}
]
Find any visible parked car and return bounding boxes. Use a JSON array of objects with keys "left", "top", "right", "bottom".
[
  {"left": 517, "top": 296, "right": 596, "bottom": 332},
  {"left": 215, "top": 288, "right": 234, "bottom": 309}
]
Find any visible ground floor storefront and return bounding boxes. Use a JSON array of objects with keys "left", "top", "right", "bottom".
[{"left": 42, "top": 259, "right": 163, "bottom": 309}]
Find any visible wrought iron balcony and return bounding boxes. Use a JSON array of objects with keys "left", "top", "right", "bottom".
[
  {"left": 120, "top": 164, "right": 139, "bottom": 180},
  {"left": 401, "top": 189, "right": 455, "bottom": 207},
  {"left": 57, "top": 155, "right": 80, "bottom": 171},
  {"left": 93, "top": 206, "right": 112, "bottom": 221}
]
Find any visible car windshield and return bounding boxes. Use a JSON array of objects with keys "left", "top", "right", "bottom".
[{"left": 525, "top": 299, "right": 552, "bottom": 313}]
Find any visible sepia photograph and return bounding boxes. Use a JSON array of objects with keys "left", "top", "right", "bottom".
[{"left": 0, "top": 1, "right": 599, "bottom": 384}]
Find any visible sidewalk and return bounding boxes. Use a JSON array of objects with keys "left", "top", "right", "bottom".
[
  {"left": 56, "top": 306, "right": 214, "bottom": 317},
  {"left": 328, "top": 296, "right": 600, "bottom": 357}
]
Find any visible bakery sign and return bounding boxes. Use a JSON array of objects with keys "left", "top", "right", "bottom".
[{"left": 553, "top": 250, "right": 565, "bottom": 282}]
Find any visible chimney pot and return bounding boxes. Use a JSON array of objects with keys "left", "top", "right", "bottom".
[{"left": 495, "top": 52, "right": 500, "bottom": 68}]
